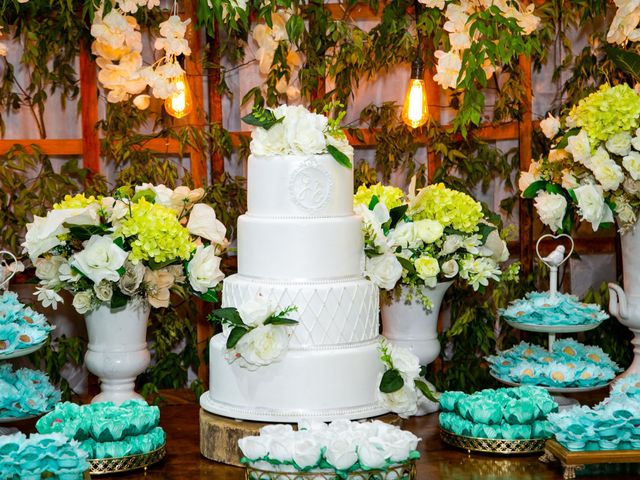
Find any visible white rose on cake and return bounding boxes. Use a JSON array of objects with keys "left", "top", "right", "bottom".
[
  {"left": 250, "top": 121, "right": 288, "bottom": 155},
  {"left": 377, "top": 382, "right": 418, "bottom": 418},
  {"left": 388, "top": 343, "right": 421, "bottom": 382},
  {"left": 234, "top": 324, "right": 290, "bottom": 368},
  {"left": 283, "top": 105, "right": 328, "bottom": 154},
  {"left": 237, "top": 294, "right": 278, "bottom": 327},
  {"left": 71, "top": 235, "right": 128, "bottom": 284},
  {"left": 187, "top": 245, "right": 224, "bottom": 294},
  {"left": 326, "top": 131, "right": 354, "bottom": 161}
]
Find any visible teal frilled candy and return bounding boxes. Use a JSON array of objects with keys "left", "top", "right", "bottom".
[
  {"left": 438, "top": 412, "right": 457, "bottom": 431},
  {"left": 503, "top": 398, "right": 537, "bottom": 425},
  {"left": 450, "top": 415, "right": 473, "bottom": 436},
  {"left": 471, "top": 423, "right": 485, "bottom": 438},
  {"left": 439, "top": 391, "right": 466, "bottom": 413},
  {"left": 532, "top": 421, "right": 553, "bottom": 439},
  {"left": 546, "top": 362, "right": 578, "bottom": 387},
  {"left": 469, "top": 399, "right": 503, "bottom": 425},
  {"left": 506, "top": 361, "right": 541, "bottom": 385},
  {"left": 500, "top": 423, "right": 531, "bottom": 440},
  {"left": 553, "top": 338, "right": 585, "bottom": 360},
  {"left": 611, "top": 375, "right": 640, "bottom": 398},
  {"left": 0, "top": 323, "right": 19, "bottom": 354},
  {"left": 456, "top": 397, "right": 474, "bottom": 421}
]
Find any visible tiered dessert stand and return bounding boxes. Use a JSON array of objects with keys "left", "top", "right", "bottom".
[
  {"left": 0, "top": 252, "right": 51, "bottom": 433},
  {"left": 493, "top": 235, "right": 611, "bottom": 407}
]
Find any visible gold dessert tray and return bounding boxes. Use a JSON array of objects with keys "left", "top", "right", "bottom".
[
  {"left": 245, "top": 460, "right": 416, "bottom": 480},
  {"left": 440, "top": 428, "right": 546, "bottom": 455},
  {"left": 88, "top": 443, "right": 166, "bottom": 475},
  {"left": 540, "top": 439, "right": 640, "bottom": 479}
]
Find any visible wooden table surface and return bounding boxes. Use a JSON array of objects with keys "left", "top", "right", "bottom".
[{"left": 12, "top": 392, "right": 640, "bottom": 480}]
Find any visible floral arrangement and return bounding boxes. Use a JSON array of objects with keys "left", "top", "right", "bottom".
[
  {"left": 238, "top": 420, "right": 420, "bottom": 473},
  {"left": 354, "top": 183, "right": 510, "bottom": 309},
  {"left": 377, "top": 339, "right": 435, "bottom": 418},
  {"left": 23, "top": 184, "right": 227, "bottom": 314},
  {"left": 521, "top": 84, "right": 640, "bottom": 233},
  {"left": 91, "top": 1, "right": 191, "bottom": 108},
  {"left": 209, "top": 294, "right": 298, "bottom": 370},
  {"left": 243, "top": 104, "right": 354, "bottom": 168},
  {"left": 252, "top": 9, "right": 302, "bottom": 102},
  {"left": 419, "top": 0, "right": 539, "bottom": 90},
  {"left": 607, "top": 1, "right": 640, "bottom": 44}
]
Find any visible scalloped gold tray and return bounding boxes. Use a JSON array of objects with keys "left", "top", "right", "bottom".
[
  {"left": 88, "top": 443, "right": 165, "bottom": 475},
  {"left": 245, "top": 460, "right": 416, "bottom": 480},
  {"left": 440, "top": 428, "right": 546, "bottom": 455}
]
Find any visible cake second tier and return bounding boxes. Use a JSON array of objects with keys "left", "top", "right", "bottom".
[
  {"left": 222, "top": 274, "right": 380, "bottom": 348},
  {"left": 237, "top": 214, "right": 364, "bottom": 280}
]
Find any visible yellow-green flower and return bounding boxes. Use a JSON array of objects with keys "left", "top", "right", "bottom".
[
  {"left": 409, "top": 184, "right": 483, "bottom": 233},
  {"left": 569, "top": 84, "right": 640, "bottom": 144},
  {"left": 354, "top": 183, "right": 405, "bottom": 210},
  {"left": 54, "top": 193, "right": 100, "bottom": 210},
  {"left": 118, "top": 198, "right": 194, "bottom": 264}
]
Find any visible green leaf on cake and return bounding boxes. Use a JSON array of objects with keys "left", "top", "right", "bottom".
[
  {"left": 326, "top": 144, "right": 353, "bottom": 168},
  {"left": 210, "top": 307, "right": 243, "bottom": 326},
  {"left": 264, "top": 317, "right": 299, "bottom": 326},
  {"left": 415, "top": 379, "right": 438, "bottom": 402},
  {"left": 379, "top": 368, "right": 404, "bottom": 393},
  {"left": 241, "top": 106, "right": 283, "bottom": 130},
  {"left": 226, "top": 326, "right": 249, "bottom": 349}
]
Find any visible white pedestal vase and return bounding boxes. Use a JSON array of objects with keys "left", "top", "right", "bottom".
[
  {"left": 609, "top": 224, "right": 640, "bottom": 379},
  {"left": 381, "top": 281, "right": 453, "bottom": 415},
  {"left": 84, "top": 301, "right": 151, "bottom": 405}
]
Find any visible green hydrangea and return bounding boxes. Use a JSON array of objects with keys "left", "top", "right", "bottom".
[
  {"left": 118, "top": 198, "right": 194, "bottom": 264},
  {"left": 570, "top": 84, "right": 640, "bottom": 144},
  {"left": 54, "top": 193, "right": 100, "bottom": 209},
  {"left": 409, "top": 184, "right": 483, "bottom": 233},
  {"left": 354, "top": 183, "right": 405, "bottom": 210}
]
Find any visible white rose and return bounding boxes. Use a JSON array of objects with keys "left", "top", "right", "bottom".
[
  {"left": 355, "top": 203, "right": 390, "bottom": 252},
  {"left": 71, "top": 235, "right": 128, "bottom": 284},
  {"left": 441, "top": 259, "right": 459, "bottom": 278},
  {"left": 534, "top": 191, "right": 567, "bottom": 232},
  {"left": 268, "top": 437, "right": 294, "bottom": 463},
  {"left": 624, "top": 177, "right": 640, "bottom": 195},
  {"left": 324, "top": 438, "right": 358, "bottom": 470},
  {"left": 483, "top": 229, "right": 509, "bottom": 263},
  {"left": 171, "top": 186, "right": 205, "bottom": 211},
  {"left": 136, "top": 184, "right": 174, "bottom": 208},
  {"left": 63, "top": 204, "right": 101, "bottom": 226},
  {"left": 540, "top": 113, "right": 560, "bottom": 139},
  {"left": 590, "top": 147, "right": 624, "bottom": 191},
  {"left": 260, "top": 424, "right": 294, "bottom": 437},
  {"left": 292, "top": 435, "right": 322, "bottom": 469},
  {"left": 187, "top": 245, "right": 224, "bottom": 294},
  {"left": 380, "top": 430, "right": 420, "bottom": 462},
  {"left": 418, "top": 0, "right": 445, "bottom": 8},
  {"left": 632, "top": 131, "right": 640, "bottom": 151},
  {"left": 357, "top": 439, "right": 387, "bottom": 469},
  {"left": 35, "top": 256, "right": 64, "bottom": 287},
  {"left": 389, "top": 344, "right": 421, "bottom": 381},
  {"left": 58, "top": 262, "right": 81, "bottom": 283},
  {"left": 414, "top": 256, "right": 440, "bottom": 286},
  {"left": 413, "top": 219, "right": 444, "bottom": 244},
  {"left": 623, "top": 151, "right": 640, "bottom": 181},
  {"left": 566, "top": 130, "right": 592, "bottom": 167},
  {"left": 237, "top": 294, "right": 277, "bottom": 327},
  {"left": 250, "top": 122, "right": 287, "bottom": 155},
  {"left": 440, "top": 234, "right": 464, "bottom": 255},
  {"left": 605, "top": 131, "right": 632, "bottom": 156},
  {"left": 72, "top": 290, "right": 94, "bottom": 314},
  {"left": 235, "top": 325, "right": 290, "bottom": 367},
  {"left": 561, "top": 170, "right": 580, "bottom": 190},
  {"left": 119, "top": 261, "right": 146, "bottom": 296},
  {"left": 574, "top": 184, "right": 614, "bottom": 231},
  {"left": 326, "top": 132, "right": 354, "bottom": 162},
  {"left": 377, "top": 383, "right": 418, "bottom": 418},
  {"left": 186, "top": 203, "right": 227, "bottom": 245},
  {"left": 93, "top": 280, "right": 113, "bottom": 302},
  {"left": 22, "top": 210, "right": 75, "bottom": 260},
  {"left": 518, "top": 170, "right": 537, "bottom": 194},
  {"left": 616, "top": 198, "right": 637, "bottom": 226},
  {"left": 548, "top": 149, "right": 570, "bottom": 163},
  {"left": 144, "top": 268, "right": 175, "bottom": 308},
  {"left": 389, "top": 221, "right": 418, "bottom": 248},
  {"left": 238, "top": 436, "right": 270, "bottom": 460},
  {"left": 365, "top": 253, "right": 402, "bottom": 290},
  {"left": 283, "top": 105, "right": 329, "bottom": 155}
]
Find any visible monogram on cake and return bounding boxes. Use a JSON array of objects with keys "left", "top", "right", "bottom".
[{"left": 200, "top": 105, "right": 387, "bottom": 422}]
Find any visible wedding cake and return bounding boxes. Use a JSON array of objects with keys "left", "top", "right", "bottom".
[{"left": 200, "top": 105, "right": 387, "bottom": 422}]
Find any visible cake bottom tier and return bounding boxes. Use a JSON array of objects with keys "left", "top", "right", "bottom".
[{"left": 201, "top": 335, "right": 388, "bottom": 422}]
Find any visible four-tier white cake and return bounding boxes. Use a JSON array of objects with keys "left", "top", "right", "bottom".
[{"left": 200, "top": 152, "right": 387, "bottom": 422}]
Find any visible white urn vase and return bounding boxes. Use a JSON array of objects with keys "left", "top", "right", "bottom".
[
  {"left": 381, "top": 281, "right": 453, "bottom": 415},
  {"left": 84, "top": 301, "right": 151, "bottom": 405},
  {"left": 608, "top": 224, "right": 640, "bottom": 378}
]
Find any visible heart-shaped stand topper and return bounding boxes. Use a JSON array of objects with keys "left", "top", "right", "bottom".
[
  {"left": 0, "top": 250, "right": 20, "bottom": 291},
  {"left": 535, "top": 233, "right": 574, "bottom": 269}
]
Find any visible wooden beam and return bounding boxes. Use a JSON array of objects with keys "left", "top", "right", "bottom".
[
  {"left": 208, "top": 29, "right": 225, "bottom": 180},
  {"left": 323, "top": 3, "right": 383, "bottom": 21},
  {"left": 183, "top": 0, "right": 208, "bottom": 188},
  {"left": 79, "top": 44, "right": 100, "bottom": 173},
  {"left": 0, "top": 139, "right": 83, "bottom": 155},
  {"left": 518, "top": 53, "right": 534, "bottom": 275}
]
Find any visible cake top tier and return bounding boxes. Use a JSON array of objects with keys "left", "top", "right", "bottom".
[{"left": 245, "top": 105, "right": 354, "bottom": 218}]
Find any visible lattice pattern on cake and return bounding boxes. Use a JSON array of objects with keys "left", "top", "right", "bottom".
[{"left": 222, "top": 275, "right": 379, "bottom": 348}]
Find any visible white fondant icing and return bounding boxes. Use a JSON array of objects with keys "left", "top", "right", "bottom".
[
  {"left": 203, "top": 335, "right": 387, "bottom": 422},
  {"left": 247, "top": 154, "right": 353, "bottom": 217},
  {"left": 237, "top": 215, "right": 364, "bottom": 280},
  {"left": 222, "top": 274, "right": 379, "bottom": 348}
]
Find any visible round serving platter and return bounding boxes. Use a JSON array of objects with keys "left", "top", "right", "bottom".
[
  {"left": 0, "top": 412, "right": 45, "bottom": 424},
  {"left": 88, "top": 443, "right": 166, "bottom": 475},
  {"left": 0, "top": 340, "right": 47, "bottom": 360},
  {"left": 504, "top": 319, "right": 604, "bottom": 334},
  {"left": 245, "top": 460, "right": 416, "bottom": 480},
  {"left": 440, "top": 428, "right": 546, "bottom": 455},
  {"left": 490, "top": 373, "right": 611, "bottom": 394}
]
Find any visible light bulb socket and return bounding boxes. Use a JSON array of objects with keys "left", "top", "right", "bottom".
[{"left": 410, "top": 57, "right": 424, "bottom": 80}]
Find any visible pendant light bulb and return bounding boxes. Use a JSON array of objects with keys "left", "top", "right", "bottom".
[
  {"left": 165, "top": 73, "right": 193, "bottom": 119},
  {"left": 402, "top": 58, "right": 429, "bottom": 129}
]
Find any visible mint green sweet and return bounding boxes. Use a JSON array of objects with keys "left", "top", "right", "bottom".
[
  {"left": 469, "top": 399, "right": 503, "bottom": 425},
  {"left": 501, "top": 424, "right": 532, "bottom": 439},
  {"left": 503, "top": 398, "right": 537, "bottom": 425},
  {"left": 439, "top": 391, "right": 465, "bottom": 412}
]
